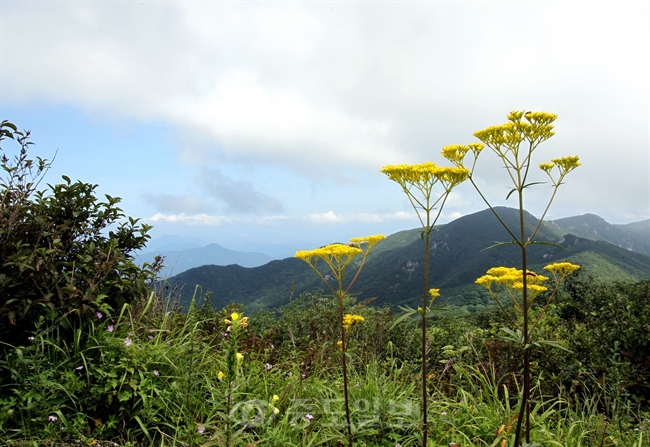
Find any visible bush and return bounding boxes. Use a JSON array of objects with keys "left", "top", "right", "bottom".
[
  {"left": 556, "top": 274, "right": 650, "bottom": 405},
  {"left": 0, "top": 120, "right": 156, "bottom": 347}
]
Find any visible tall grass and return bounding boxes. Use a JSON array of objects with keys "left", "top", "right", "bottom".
[{"left": 1, "top": 289, "right": 647, "bottom": 446}]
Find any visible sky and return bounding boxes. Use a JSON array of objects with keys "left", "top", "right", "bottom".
[{"left": 1, "top": 1, "right": 649, "bottom": 258}]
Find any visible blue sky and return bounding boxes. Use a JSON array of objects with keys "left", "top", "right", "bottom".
[{"left": 1, "top": 2, "right": 648, "bottom": 258}]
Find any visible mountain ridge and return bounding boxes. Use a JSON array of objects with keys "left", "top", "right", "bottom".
[{"left": 164, "top": 207, "right": 650, "bottom": 312}]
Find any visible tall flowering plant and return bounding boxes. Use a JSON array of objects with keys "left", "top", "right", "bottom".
[
  {"left": 218, "top": 311, "right": 248, "bottom": 446},
  {"left": 380, "top": 162, "right": 469, "bottom": 447},
  {"left": 443, "top": 110, "right": 581, "bottom": 446},
  {"left": 296, "top": 235, "right": 385, "bottom": 447}
]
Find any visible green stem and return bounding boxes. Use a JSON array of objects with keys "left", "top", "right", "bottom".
[
  {"left": 338, "top": 290, "right": 353, "bottom": 447},
  {"left": 469, "top": 176, "right": 520, "bottom": 244},
  {"left": 514, "top": 178, "right": 531, "bottom": 446},
  {"left": 421, "top": 224, "right": 431, "bottom": 447}
]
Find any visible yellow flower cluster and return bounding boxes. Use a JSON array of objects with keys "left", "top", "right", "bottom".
[
  {"left": 342, "top": 313, "right": 365, "bottom": 330},
  {"left": 476, "top": 266, "right": 550, "bottom": 300},
  {"left": 441, "top": 143, "right": 484, "bottom": 168},
  {"left": 429, "top": 288, "right": 440, "bottom": 299},
  {"left": 544, "top": 262, "right": 580, "bottom": 282},
  {"left": 349, "top": 234, "right": 387, "bottom": 252},
  {"left": 539, "top": 156, "right": 581, "bottom": 176},
  {"left": 380, "top": 162, "right": 469, "bottom": 192},
  {"left": 224, "top": 312, "right": 248, "bottom": 330},
  {"left": 296, "top": 243, "right": 362, "bottom": 278},
  {"left": 295, "top": 243, "right": 362, "bottom": 264},
  {"left": 476, "top": 262, "right": 580, "bottom": 303},
  {"left": 296, "top": 235, "right": 385, "bottom": 283},
  {"left": 473, "top": 110, "right": 557, "bottom": 153}
]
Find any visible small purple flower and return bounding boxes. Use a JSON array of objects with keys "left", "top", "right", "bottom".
[
  {"left": 441, "top": 411, "right": 447, "bottom": 416},
  {"left": 301, "top": 373, "right": 306, "bottom": 379},
  {"left": 76, "top": 365, "right": 84, "bottom": 370},
  {"left": 270, "top": 344, "right": 275, "bottom": 350},
  {"left": 148, "top": 335, "right": 154, "bottom": 340},
  {"left": 570, "top": 417, "right": 575, "bottom": 422},
  {"left": 355, "top": 382, "right": 360, "bottom": 387},
  {"left": 48, "top": 415, "right": 57, "bottom": 422},
  {"left": 124, "top": 337, "right": 133, "bottom": 347},
  {"left": 396, "top": 444, "right": 402, "bottom": 447},
  {"left": 96, "top": 312, "right": 103, "bottom": 320},
  {"left": 153, "top": 370, "right": 160, "bottom": 376},
  {"left": 197, "top": 425, "right": 205, "bottom": 435},
  {"left": 107, "top": 325, "right": 114, "bottom": 333},
  {"left": 149, "top": 329, "right": 155, "bottom": 333},
  {"left": 266, "top": 363, "right": 273, "bottom": 370},
  {"left": 305, "top": 414, "right": 314, "bottom": 420},
  {"left": 28, "top": 336, "right": 35, "bottom": 341},
  {"left": 287, "top": 372, "right": 292, "bottom": 377}
]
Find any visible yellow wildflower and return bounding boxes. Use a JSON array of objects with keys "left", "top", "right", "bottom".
[
  {"left": 539, "top": 162, "right": 555, "bottom": 173},
  {"left": 441, "top": 144, "right": 470, "bottom": 167},
  {"left": 273, "top": 407, "right": 280, "bottom": 415},
  {"left": 230, "top": 312, "right": 240, "bottom": 322},
  {"left": 544, "top": 262, "right": 580, "bottom": 283},
  {"left": 217, "top": 371, "right": 225, "bottom": 381},
  {"left": 337, "top": 340, "right": 343, "bottom": 350},
  {"left": 478, "top": 266, "right": 549, "bottom": 293},
  {"left": 271, "top": 394, "right": 280, "bottom": 403},
  {"left": 349, "top": 234, "right": 386, "bottom": 253},
  {"left": 429, "top": 289, "right": 440, "bottom": 299},
  {"left": 475, "top": 274, "right": 497, "bottom": 290},
  {"left": 342, "top": 314, "right": 365, "bottom": 330},
  {"left": 551, "top": 156, "right": 581, "bottom": 173},
  {"left": 381, "top": 162, "right": 469, "bottom": 193},
  {"left": 512, "top": 282, "right": 548, "bottom": 299},
  {"left": 544, "top": 262, "right": 580, "bottom": 274},
  {"left": 236, "top": 353, "right": 244, "bottom": 362},
  {"left": 474, "top": 110, "right": 557, "bottom": 154},
  {"left": 296, "top": 243, "right": 363, "bottom": 281}
]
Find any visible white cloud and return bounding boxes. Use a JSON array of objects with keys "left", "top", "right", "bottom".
[
  {"left": 149, "top": 210, "right": 414, "bottom": 227},
  {"left": 2, "top": 1, "right": 648, "bottom": 229}
]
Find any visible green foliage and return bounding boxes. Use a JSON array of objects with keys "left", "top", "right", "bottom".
[
  {"left": 0, "top": 120, "right": 155, "bottom": 346},
  {"left": 556, "top": 274, "right": 650, "bottom": 405},
  {"left": 1, "top": 284, "right": 648, "bottom": 446}
]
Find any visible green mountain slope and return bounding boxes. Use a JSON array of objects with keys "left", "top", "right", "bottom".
[
  {"left": 167, "top": 208, "right": 650, "bottom": 312},
  {"left": 549, "top": 214, "right": 650, "bottom": 256}
]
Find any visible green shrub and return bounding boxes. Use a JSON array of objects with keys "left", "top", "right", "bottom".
[{"left": 0, "top": 120, "right": 156, "bottom": 347}]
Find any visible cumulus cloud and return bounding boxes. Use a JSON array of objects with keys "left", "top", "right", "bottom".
[
  {"left": 142, "top": 192, "right": 207, "bottom": 214},
  {"left": 2, "top": 2, "right": 648, "bottom": 227},
  {"left": 307, "top": 211, "right": 415, "bottom": 225},
  {"left": 195, "top": 167, "right": 283, "bottom": 214},
  {"left": 149, "top": 210, "right": 413, "bottom": 226},
  {"left": 147, "top": 213, "right": 287, "bottom": 226}
]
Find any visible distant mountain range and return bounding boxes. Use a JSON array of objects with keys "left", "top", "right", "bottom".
[
  {"left": 548, "top": 214, "right": 650, "bottom": 256},
  {"left": 162, "top": 208, "right": 650, "bottom": 313},
  {"left": 136, "top": 243, "right": 274, "bottom": 277}
]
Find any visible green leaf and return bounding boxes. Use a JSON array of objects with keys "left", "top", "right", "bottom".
[
  {"left": 534, "top": 339, "right": 572, "bottom": 352},
  {"left": 389, "top": 306, "right": 418, "bottom": 330},
  {"left": 505, "top": 187, "right": 518, "bottom": 200},
  {"left": 528, "top": 240, "right": 566, "bottom": 250},
  {"left": 481, "top": 240, "right": 522, "bottom": 252}
]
